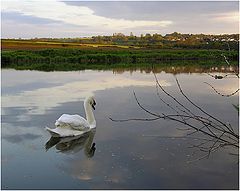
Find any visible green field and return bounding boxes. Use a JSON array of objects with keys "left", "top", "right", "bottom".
[{"left": 2, "top": 47, "right": 238, "bottom": 71}]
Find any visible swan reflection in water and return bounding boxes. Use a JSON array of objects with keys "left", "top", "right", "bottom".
[{"left": 45, "top": 130, "right": 96, "bottom": 158}]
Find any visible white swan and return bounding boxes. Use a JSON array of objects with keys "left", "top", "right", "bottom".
[{"left": 46, "top": 96, "right": 96, "bottom": 137}]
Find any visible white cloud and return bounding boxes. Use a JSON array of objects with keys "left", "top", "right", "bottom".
[
  {"left": 2, "top": 0, "right": 173, "bottom": 30},
  {"left": 210, "top": 11, "right": 239, "bottom": 23}
]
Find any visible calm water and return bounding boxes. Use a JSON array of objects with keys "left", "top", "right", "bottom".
[{"left": 1, "top": 66, "right": 239, "bottom": 189}]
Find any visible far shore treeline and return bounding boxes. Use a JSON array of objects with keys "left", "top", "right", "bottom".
[{"left": 1, "top": 32, "right": 239, "bottom": 71}]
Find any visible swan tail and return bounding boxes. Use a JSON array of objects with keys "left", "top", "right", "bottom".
[{"left": 45, "top": 126, "right": 61, "bottom": 137}]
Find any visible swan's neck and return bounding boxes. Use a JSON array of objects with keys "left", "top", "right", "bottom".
[{"left": 84, "top": 101, "right": 96, "bottom": 127}]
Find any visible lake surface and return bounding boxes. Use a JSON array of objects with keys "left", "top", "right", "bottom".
[{"left": 1, "top": 66, "right": 239, "bottom": 189}]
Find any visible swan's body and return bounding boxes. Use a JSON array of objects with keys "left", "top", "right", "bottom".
[
  {"left": 46, "top": 96, "right": 96, "bottom": 137},
  {"left": 55, "top": 114, "right": 90, "bottom": 130}
]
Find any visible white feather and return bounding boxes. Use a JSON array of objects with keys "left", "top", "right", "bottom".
[{"left": 55, "top": 114, "right": 90, "bottom": 130}]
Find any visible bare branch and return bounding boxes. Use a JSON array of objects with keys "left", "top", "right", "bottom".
[
  {"left": 221, "top": 53, "right": 239, "bottom": 78},
  {"left": 133, "top": 91, "right": 160, "bottom": 118},
  {"left": 110, "top": 66, "right": 239, "bottom": 160},
  {"left": 175, "top": 78, "right": 238, "bottom": 137},
  {"left": 204, "top": 82, "right": 239, "bottom": 97}
]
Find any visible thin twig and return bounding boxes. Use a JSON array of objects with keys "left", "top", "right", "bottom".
[
  {"left": 204, "top": 82, "right": 239, "bottom": 97},
  {"left": 110, "top": 69, "right": 239, "bottom": 158},
  {"left": 175, "top": 78, "right": 238, "bottom": 138},
  {"left": 221, "top": 53, "right": 239, "bottom": 78}
]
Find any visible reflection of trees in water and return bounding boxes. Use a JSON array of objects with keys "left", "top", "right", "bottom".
[
  {"left": 45, "top": 130, "right": 96, "bottom": 158},
  {"left": 112, "top": 64, "right": 238, "bottom": 75}
]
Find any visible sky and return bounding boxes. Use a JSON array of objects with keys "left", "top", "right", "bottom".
[{"left": 1, "top": 0, "right": 239, "bottom": 38}]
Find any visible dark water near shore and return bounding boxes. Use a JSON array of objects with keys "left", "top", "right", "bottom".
[{"left": 1, "top": 66, "right": 239, "bottom": 189}]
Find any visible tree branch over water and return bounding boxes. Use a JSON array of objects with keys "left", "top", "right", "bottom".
[
  {"left": 205, "top": 51, "right": 239, "bottom": 98},
  {"left": 110, "top": 70, "right": 239, "bottom": 159},
  {"left": 204, "top": 82, "right": 239, "bottom": 97}
]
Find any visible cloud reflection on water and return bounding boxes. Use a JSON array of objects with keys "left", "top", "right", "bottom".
[
  {"left": 2, "top": 73, "right": 170, "bottom": 116},
  {"left": 2, "top": 133, "right": 41, "bottom": 144}
]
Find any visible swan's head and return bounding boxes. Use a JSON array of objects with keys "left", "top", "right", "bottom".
[{"left": 85, "top": 96, "right": 96, "bottom": 110}]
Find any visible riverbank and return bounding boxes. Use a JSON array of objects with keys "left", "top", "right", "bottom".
[{"left": 1, "top": 47, "right": 238, "bottom": 71}]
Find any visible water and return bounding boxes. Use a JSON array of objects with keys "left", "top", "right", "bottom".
[{"left": 1, "top": 66, "right": 239, "bottom": 189}]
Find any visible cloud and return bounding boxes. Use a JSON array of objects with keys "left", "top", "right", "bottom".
[
  {"left": 210, "top": 11, "right": 239, "bottom": 23},
  {"left": 2, "top": 1, "right": 238, "bottom": 37},
  {"left": 2, "top": 0, "right": 172, "bottom": 30},
  {"left": 1, "top": 11, "right": 61, "bottom": 25}
]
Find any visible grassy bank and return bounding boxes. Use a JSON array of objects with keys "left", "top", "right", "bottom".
[{"left": 1, "top": 48, "right": 238, "bottom": 71}]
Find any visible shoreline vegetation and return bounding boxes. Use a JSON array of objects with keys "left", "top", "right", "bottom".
[
  {"left": 2, "top": 48, "right": 238, "bottom": 71},
  {"left": 1, "top": 33, "right": 239, "bottom": 71}
]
